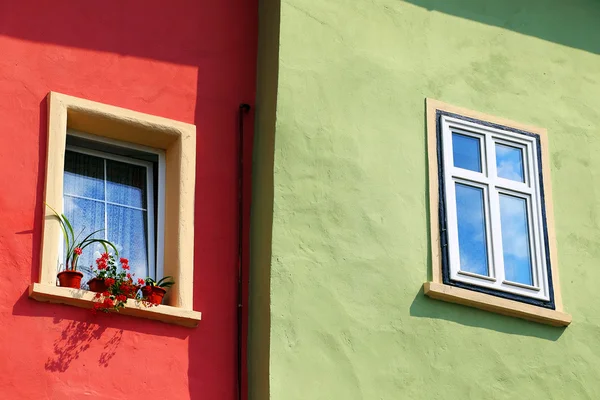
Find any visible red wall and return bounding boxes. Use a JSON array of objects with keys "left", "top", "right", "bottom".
[{"left": 0, "top": 1, "right": 257, "bottom": 399}]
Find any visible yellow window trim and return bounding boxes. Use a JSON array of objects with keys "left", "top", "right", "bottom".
[{"left": 31, "top": 92, "right": 201, "bottom": 327}]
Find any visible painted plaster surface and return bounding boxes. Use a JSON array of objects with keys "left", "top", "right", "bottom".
[
  {"left": 0, "top": 1, "right": 257, "bottom": 399},
  {"left": 257, "top": 0, "right": 600, "bottom": 398}
]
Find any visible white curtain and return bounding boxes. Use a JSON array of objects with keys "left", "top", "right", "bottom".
[{"left": 63, "top": 150, "right": 149, "bottom": 285}]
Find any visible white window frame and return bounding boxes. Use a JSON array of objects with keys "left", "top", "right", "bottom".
[
  {"left": 440, "top": 115, "right": 550, "bottom": 302},
  {"left": 62, "top": 129, "right": 166, "bottom": 281}
]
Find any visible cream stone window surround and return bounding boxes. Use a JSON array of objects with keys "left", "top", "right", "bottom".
[
  {"left": 424, "top": 98, "right": 571, "bottom": 327},
  {"left": 29, "top": 92, "right": 201, "bottom": 327}
]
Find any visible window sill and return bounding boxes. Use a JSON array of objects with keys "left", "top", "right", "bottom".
[
  {"left": 423, "top": 282, "right": 571, "bottom": 327},
  {"left": 29, "top": 283, "right": 202, "bottom": 327}
]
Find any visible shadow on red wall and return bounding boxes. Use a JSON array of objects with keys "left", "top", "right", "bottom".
[{"left": 1, "top": 1, "right": 257, "bottom": 399}]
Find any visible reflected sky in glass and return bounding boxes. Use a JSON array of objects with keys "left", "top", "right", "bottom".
[
  {"left": 496, "top": 144, "right": 525, "bottom": 182},
  {"left": 500, "top": 194, "right": 533, "bottom": 285},
  {"left": 452, "top": 133, "right": 482, "bottom": 172},
  {"left": 456, "top": 183, "right": 489, "bottom": 276}
]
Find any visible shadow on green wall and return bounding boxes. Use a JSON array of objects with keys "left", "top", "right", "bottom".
[
  {"left": 411, "top": 102, "right": 565, "bottom": 342},
  {"left": 248, "top": 0, "right": 281, "bottom": 399},
  {"left": 409, "top": 289, "right": 565, "bottom": 341},
  {"left": 403, "top": 0, "right": 600, "bottom": 55}
]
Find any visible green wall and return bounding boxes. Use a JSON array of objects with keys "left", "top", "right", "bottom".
[{"left": 250, "top": 0, "right": 600, "bottom": 398}]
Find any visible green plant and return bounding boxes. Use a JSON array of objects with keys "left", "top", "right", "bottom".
[
  {"left": 46, "top": 203, "right": 118, "bottom": 271},
  {"left": 145, "top": 276, "right": 175, "bottom": 288}
]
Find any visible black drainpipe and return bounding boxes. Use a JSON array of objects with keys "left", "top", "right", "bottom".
[{"left": 237, "top": 103, "right": 251, "bottom": 400}]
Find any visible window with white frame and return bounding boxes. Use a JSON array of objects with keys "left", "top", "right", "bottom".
[
  {"left": 62, "top": 130, "right": 165, "bottom": 286},
  {"left": 438, "top": 113, "right": 554, "bottom": 308}
]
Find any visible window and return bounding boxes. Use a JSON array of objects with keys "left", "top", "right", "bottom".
[
  {"left": 424, "top": 99, "right": 570, "bottom": 326},
  {"left": 33, "top": 92, "right": 201, "bottom": 327},
  {"left": 439, "top": 113, "right": 553, "bottom": 307},
  {"left": 62, "top": 131, "right": 165, "bottom": 285}
]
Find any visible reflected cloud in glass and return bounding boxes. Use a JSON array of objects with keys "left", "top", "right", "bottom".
[
  {"left": 496, "top": 144, "right": 525, "bottom": 182},
  {"left": 499, "top": 194, "right": 533, "bottom": 285},
  {"left": 455, "top": 183, "right": 489, "bottom": 276}
]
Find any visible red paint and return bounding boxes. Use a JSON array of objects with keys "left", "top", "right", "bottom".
[{"left": 0, "top": 1, "right": 257, "bottom": 399}]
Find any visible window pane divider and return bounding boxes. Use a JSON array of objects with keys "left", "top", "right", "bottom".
[
  {"left": 104, "top": 159, "right": 108, "bottom": 242},
  {"left": 64, "top": 193, "right": 148, "bottom": 212},
  {"left": 502, "top": 280, "right": 541, "bottom": 291},
  {"left": 486, "top": 138, "right": 505, "bottom": 286},
  {"left": 457, "top": 270, "right": 496, "bottom": 282}
]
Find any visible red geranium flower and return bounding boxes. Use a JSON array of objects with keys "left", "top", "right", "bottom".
[
  {"left": 122, "top": 264, "right": 130, "bottom": 270},
  {"left": 120, "top": 258, "right": 129, "bottom": 264},
  {"left": 116, "top": 295, "right": 127, "bottom": 302},
  {"left": 126, "top": 273, "right": 132, "bottom": 279},
  {"left": 74, "top": 247, "right": 83, "bottom": 255},
  {"left": 137, "top": 278, "right": 145, "bottom": 285},
  {"left": 105, "top": 278, "right": 115, "bottom": 286},
  {"left": 91, "top": 302, "right": 103, "bottom": 314}
]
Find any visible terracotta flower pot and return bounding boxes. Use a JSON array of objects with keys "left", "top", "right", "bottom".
[
  {"left": 57, "top": 270, "right": 84, "bottom": 289},
  {"left": 120, "top": 284, "right": 141, "bottom": 299},
  {"left": 87, "top": 278, "right": 108, "bottom": 293},
  {"left": 143, "top": 285, "right": 166, "bottom": 304}
]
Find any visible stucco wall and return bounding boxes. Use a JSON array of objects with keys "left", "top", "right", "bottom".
[
  {"left": 252, "top": 0, "right": 600, "bottom": 398},
  {"left": 0, "top": 1, "right": 257, "bottom": 399}
]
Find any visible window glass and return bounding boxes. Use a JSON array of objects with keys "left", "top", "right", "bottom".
[
  {"left": 64, "top": 152, "right": 104, "bottom": 200},
  {"left": 496, "top": 144, "right": 525, "bottom": 182},
  {"left": 63, "top": 149, "right": 151, "bottom": 283},
  {"left": 106, "top": 160, "right": 147, "bottom": 208},
  {"left": 455, "top": 183, "right": 489, "bottom": 276},
  {"left": 499, "top": 194, "right": 533, "bottom": 285},
  {"left": 107, "top": 205, "right": 149, "bottom": 280},
  {"left": 452, "top": 133, "right": 482, "bottom": 172}
]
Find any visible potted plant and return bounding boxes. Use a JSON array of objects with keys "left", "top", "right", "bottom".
[
  {"left": 87, "top": 276, "right": 108, "bottom": 293},
  {"left": 90, "top": 253, "right": 146, "bottom": 313},
  {"left": 47, "top": 204, "right": 117, "bottom": 289},
  {"left": 142, "top": 276, "right": 175, "bottom": 305},
  {"left": 88, "top": 254, "right": 131, "bottom": 293}
]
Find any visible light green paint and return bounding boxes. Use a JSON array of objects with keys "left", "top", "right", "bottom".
[{"left": 249, "top": 0, "right": 600, "bottom": 399}]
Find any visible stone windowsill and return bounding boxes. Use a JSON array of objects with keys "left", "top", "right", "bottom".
[
  {"left": 424, "top": 282, "right": 571, "bottom": 327},
  {"left": 29, "top": 283, "right": 202, "bottom": 327}
]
